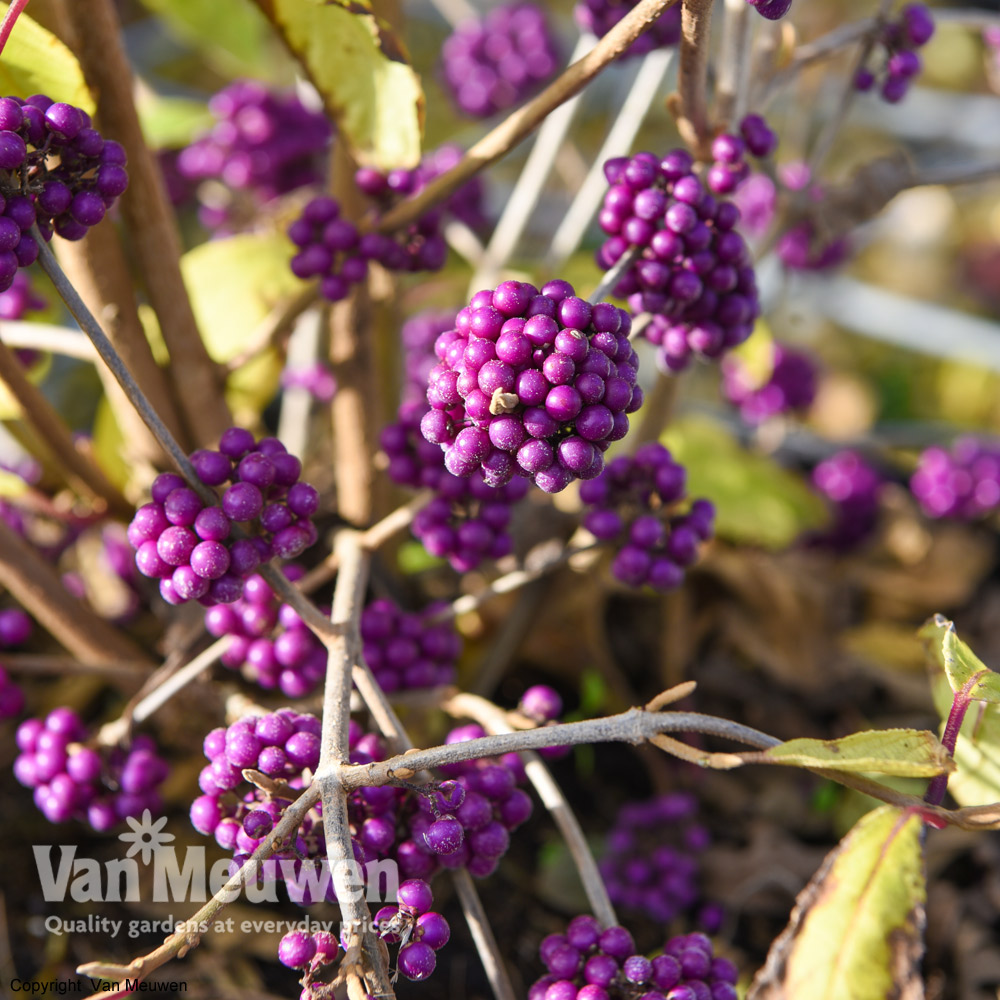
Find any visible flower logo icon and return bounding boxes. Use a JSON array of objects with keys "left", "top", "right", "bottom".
[{"left": 118, "top": 810, "right": 175, "bottom": 865}]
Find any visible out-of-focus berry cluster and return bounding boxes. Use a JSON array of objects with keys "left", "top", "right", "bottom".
[
  {"left": 911, "top": 438, "right": 1000, "bottom": 521},
  {"left": 854, "top": 4, "right": 935, "bottom": 104},
  {"left": 721, "top": 341, "right": 818, "bottom": 424},
  {"left": 575, "top": 0, "right": 681, "bottom": 57},
  {"left": 808, "top": 450, "right": 884, "bottom": 548}
]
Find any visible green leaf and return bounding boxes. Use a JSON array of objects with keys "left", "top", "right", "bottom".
[
  {"left": 745, "top": 729, "right": 953, "bottom": 778},
  {"left": 251, "top": 0, "right": 423, "bottom": 169},
  {"left": 135, "top": 92, "right": 214, "bottom": 150},
  {"left": 180, "top": 233, "right": 301, "bottom": 419},
  {"left": 661, "top": 415, "right": 828, "bottom": 549},
  {"left": 749, "top": 805, "right": 926, "bottom": 1000},
  {"left": 919, "top": 614, "right": 1000, "bottom": 703},
  {"left": 397, "top": 540, "right": 445, "bottom": 574},
  {"left": 0, "top": 4, "right": 92, "bottom": 113},
  {"left": 137, "top": 0, "right": 281, "bottom": 81},
  {"left": 727, "top": 319, "right": 775, "bottom": 390}
]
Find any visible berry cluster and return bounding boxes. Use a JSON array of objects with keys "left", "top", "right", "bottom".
[
  {"left": 375, "top": 879, "right": 451, "bottom": 982},
  {"left": 808, "top": 451, "right": 884, "bottom": 548},
  {"left": 360, "top": 598, "right": 462, "bottom": 692},
  {"left": 596, "top": 150, "right": 760, "bottom": 372},
  {"left": 854, "top": 4, "right": 935, "bottom": 104},
  {"left": 580, "top": 444, "right": 714, "bottom": 591},
  {"left": 530, "top": 918, "right": 738, "bottom": 1000},
  {"left": 421, "top": 279, "right": 641, "bottom": 493},
  {"left": 575, "top": 0, "right": 681, "bottom": 58},
  {"left": 190, "top": 710, "right": 344, "bottom": 903},
  {"left": 382, "top": 400, "right": 528, "bottom": 571},
  {"left": 14, "top": 708, "right": 168, "bottom": 828},
  {"left": 721, "top": 341, "right": 818, "bottom": 425},
  {"left": 911, "top": 438, "right": 1000, "bottom": 521},
  {"left": 703, "top": 115, "right": 779, "bottom": 198},
  {"left": 599, "top": 794, "right": 710, "bottom": 925},
  {"left": 127, "top": 428, "right": 319, "bottom": 606},
  {"left": 204, "top": 566, "right": 326, "bottom": 697},
  {"left": 0, "top": 270, "right": 45, "bottom": 319},
  {"left": 277, "top": 928, "right": 339, "bottom": 976},
  {"left": 401, "top": 310, "right": 459, "bottom": 403},
  {"left": 440, "top": 3, "right": 560, "bottom": 118},
  {"left": 0, "top": 94, "right": 129, "bottom": 290},
  {"left": 280, "top": 362, "right": 337, "bottom": 403},
  {"left": 177, "top": 80, "right": 332, "bottom": 231}
]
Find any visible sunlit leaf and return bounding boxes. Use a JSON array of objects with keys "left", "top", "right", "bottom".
[
  {"left": 135, "top": 92, "right": 214, "bottom": 150},
  {"left": 0, "top": 468, "right": 28, "bottom": 498},
  {"left": 726, "top": 319, "right": 775, "bottom": 390},
  {"left": 661, "top": 415, "right": 828, "bottom": 549},
  {"left": 250, "top": 0, "right": 423, "bottom": 168},
  {"left": 749, "top": 805, "right": 926, "bottom": 1000},
  {"left": 0, "top": 4, "right": 92, "bottom": 113},
  {"left": 920, "top": 614, "right": 1000, "bottom": 703},
  {"left": 743, "top": 729, "right": 952, "bottom": 778}
]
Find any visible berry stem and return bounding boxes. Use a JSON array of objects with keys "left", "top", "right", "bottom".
[
  {"left": 472, "top": 33, "right": 593, "bottom": 292},
  {"left": 925, "top": 681, "right": 978, "bottom": 807},
  {"left": 0, "top": 334, "right": 130, "bottom": 515},
  {"left": 714, "top": 0, "right": 752, "bottom": 128},
  {"left": 676, "top": 0, "right": 716, "bottom": 158},
  {"left": 447, "top": 692, "right": 619, "bottom": 930},
  {"left": 373, "top": 0, "right": 682, "bottom": 236},
  {"left": 546, "top": 47, "right": 676, "bottom": 269},
  {"left": 33, "top": 230, "right": 215, "bottom": 506},
  {"left": 0, "top": 0, "right": 31, "bottom": 60}
]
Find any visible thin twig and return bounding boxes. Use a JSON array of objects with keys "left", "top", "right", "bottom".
[
  {"left": 714, "top": 0, "right": 752, "bottom": 128},
  {"left": 452, "top": 871, "right": 519, "bottom": 1000},
  {"left": 446, "top": 692, "right": 618, "bottom": 930},
  {"left": 546, "top": 48, "right": 676, "bottom": 269},
  {"left": 589, "top": 246, "right": 642, "bottom": 304},
  {"left": 472, "top": 34, "right": 595, "bottom": 291},
  {"left": 374, "top": 0, "right": 682, "bottom": 236},
  {"left": 0, "top": 321, "right": 96, "bottom": 360},
  {"left": 131, "top": 637, "right": 232, "bottom": 725},
  {"left": 675, "top": 0, "right": 715, "bottom": 158},
  {"left": 2, "top": 654, "right": 149, "bottom": 682}
]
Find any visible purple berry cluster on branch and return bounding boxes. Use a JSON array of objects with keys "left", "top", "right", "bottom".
[
  {"left": 14, "top": 708, "right": 168, "bottom": 828},
  {"left": 854, "top": 4, "right": 935, "bottom": 103},
  {"left": 382, "top": 399, "right": 528, "bottom": 571},
  {"left": 374, "top": 879, "right": 451, "bottom": 982},
  {"left": 575, "top": 0, "right": 681, "bottom": 58},
  {"left": 276, "top": 928, "right": 340, "bottom": 993},
  {"left": 127, "top": 428, "right": 319, "bottom": 607},
  {"left": 703, "top": 116, "right": 778, "bottom": 198},
  {"left": 910, "top": 437, "right": 1000, "bottom": 521},
  {"left": 531, "top": 917, "right": 739, "bottom": 1000},
  {"left": 721, "top": 341, "right": 818, "bottom": 425},
  {"left": 440, "top": 3, "right": 560, "bottom": 118},
  {"left": 360, "top": 598, "right": 462, "bottom": 692},
  {"left": 421, "top": 280, "right": 641, "bottom": 494},
  {"left": 177, "top": 80, "right": 332, "bottom": 232},
  {"left": 808, "top": 450, "right": 884, "bottom": 548},
  {"left": 400, "top": 310, "right": 459, "bottom": 404},
  {"left": 580, "top": 443, "right": 714, "bottom": 591},
  {"left": 596, "top": 150, "right": 760, "bottom": 372},
  {"left": 0, "top": 94, "right": 129, "bottom": 289},
  {"left": 599, "top": 793, "right": 711, "bottom": 926},
  {"left": 205, "top": 566, "right": 326, "bottom": 697}
]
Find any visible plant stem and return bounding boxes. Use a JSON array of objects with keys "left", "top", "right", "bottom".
[
  {"left": 676, "top": 0, "right": 715, "bottom": 158},
  {"left": 452, "top": 871, "right": 518, "bottom": 1000},
  {"left": 3, "top": 654, "right": 149, "bottom": 681},
  {"left": 0, "top": 0, "right": 30, "bottom": 58},
  {"left": 925, "top": 676, "right": 980, "bottom": 807},
  {"left": 0, "top": 335, "right": 129, "bottom": 514},
  {"left": 714, "top": 0, "right": 752, "bottom": 128},
  {"left": 546, "top": 47, "right": 675, "bottom": 269},
  {"left": 374, "top": 0, "right": 682, "bottom": 236},
  {"left": 131, "top": 637, "right": 232, "bottom": 725},
  {"left": 34, "top": 231, "right": 213, "bottom": 505},
  {"left": 589, "top": 246, "right": 642, "bottom": 304},
  {"left": 58, "top": 0, "right": 232, "bottom": 448},
  {"left": 447, "top": 692, "right": 618, "bottom": 929},
  {"left": 472, "top": 34, "right": 594, "bottom": 291},
  {"left": 0, "top": 321, "right": 95, "bottom": 360}
]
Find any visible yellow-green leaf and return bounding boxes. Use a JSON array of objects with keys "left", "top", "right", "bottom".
[
  {"left": 920, "top": 613, "right": 1000, "bottom": 703},
  {"left": 726, "top": 319, "right": 775, "bottom": 390},
  {"left": 0, "top": 4, "right": 92, "bottom": 113},
  {"left": 745, "top": 729, "right": 953, "bottom": 778},
  {"left": 136, "top": 92, "right": 214, "bottom": 150},
  {"left": 661, "top": 415, "right": 828, "bottom": 550},
  {"left": 251, "top": 0, "right": 423, "bottom": 169},
  {"left": 0, "top": 468, "right": 28, "bottom": 498},
  {"left": 749, "top": 805, "right": 926, "bottom": 1000}
]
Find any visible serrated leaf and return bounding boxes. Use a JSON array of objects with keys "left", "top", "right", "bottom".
[
  {"left": 749, "top": 805, "right": 926, "bottom": 1000},
  {"left": 137, "top": 0, "right": 280, "bottom": 81},
  {"left": 0, "top": 4, "right": 92, "bottom": 113},
  {"left": 919, "top": 614, "right": 1000, "bottom": 703},
  {"left": 744, "top": 729, "right": 953, "bottom": 778},
  {"left": 661, "top": 415, "right": 828, "bottom": 549},
  {"left": 251, "top": 0, "right": 423, "bottom": 169}
]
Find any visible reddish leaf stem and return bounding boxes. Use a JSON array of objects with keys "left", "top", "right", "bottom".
[{"left": 0, "top": 0, "right": 30, "bottom": 59}]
